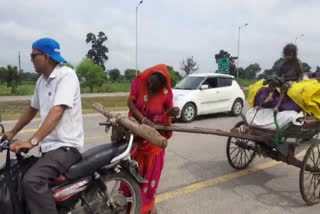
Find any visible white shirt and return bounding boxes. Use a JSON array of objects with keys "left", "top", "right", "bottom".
[{"left": 31, "top": 65, "right": 84, "bottom": 153}]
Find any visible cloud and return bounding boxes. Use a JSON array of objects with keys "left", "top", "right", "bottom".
[{"left": 0, "top": 0, "right": 319, "bottom": 75}]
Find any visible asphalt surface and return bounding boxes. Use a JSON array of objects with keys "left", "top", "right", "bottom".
[{"left": 1, "top": 107, "right": 320, "bottom": 214}]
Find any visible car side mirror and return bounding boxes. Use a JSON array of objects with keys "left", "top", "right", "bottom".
[{"left": 200, "top": 84, "right": 209, "bottom": 90}]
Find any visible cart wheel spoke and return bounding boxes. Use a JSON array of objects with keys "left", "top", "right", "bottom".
[
  {"left": 244, "top": 150, "right": 250, "bottom": 163},
  {"left": 231, "top": 148, "right": 241, "bottom": 163},
  {"left": 311, "top": 149, "right": 316, "bottom": 166},
  {"left": 239, "top": 149, "right": 243, "bottom": 167},
  {"left": 316, "top": 145, "right": 320, "bottom": 167}
]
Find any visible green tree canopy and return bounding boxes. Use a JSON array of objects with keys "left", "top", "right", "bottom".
[
  {"left": 65, "top": 62, "right": 75, "bottom": 69},
  {"left": 167, "top": 66, "right": 182, "bottom": 87},
  {"left": 271, "top": 58, "right": 285, "bottom": 75},
  {"left": 124, "top": 69, "right": 140, "bottom": 82},
  {"left": 76, "top": 58, "right": 105, "bottom": 92},
  {"left": 109, "top": 69, "right": 121, "bottom": 81},
  {"left": 242, "top": 63, "right": 261, "bottom": 79},
  {"left": 302, "top": 62, "right": 311, "bottom": 73},
  {"left": 19, "top": 72, "right": 39, "bottom": 82},
  {"left": 86, "top": 31, "right": 109, "bottom": 69},
  {"left": 0, "top": 65, "right": 21, "bottom": 93}
]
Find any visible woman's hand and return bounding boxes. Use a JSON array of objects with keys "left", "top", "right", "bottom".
[
  {"left": 167, "top": 107, "right": 180, "bottom": 117},
  {"left": 141, "top": 117, "right": 154, "bottom": 127}
]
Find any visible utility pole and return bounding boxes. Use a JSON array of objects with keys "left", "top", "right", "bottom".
[
  {"left": 237, "top": 23, "right": 248, "bottom": 80},
  {"left": 18, "top": 51, "right": 22, "bottom": 73},
  {"left": 136, "top": 0, "right": 143, "bottom": 77}
]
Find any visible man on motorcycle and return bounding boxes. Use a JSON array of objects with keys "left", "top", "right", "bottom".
[{"left": 5, "top": 38, "right": 83, "bottom": 214}]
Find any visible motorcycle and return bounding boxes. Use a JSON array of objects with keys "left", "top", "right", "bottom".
[{"left": 0, "top": 111, "right": 150, "bottom": 214}]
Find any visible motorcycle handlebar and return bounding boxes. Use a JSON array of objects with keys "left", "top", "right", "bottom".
[{"left": 0, "top": 138, "right": 29, "bottom": 154}]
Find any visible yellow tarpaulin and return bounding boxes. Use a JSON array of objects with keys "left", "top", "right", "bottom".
[{"left": 248, "top": 79, "right": 320, "bottom": 119}]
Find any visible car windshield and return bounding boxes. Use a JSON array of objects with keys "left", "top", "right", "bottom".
[{"left": 175, "top": 76, "right": 205, "bottom": 90}]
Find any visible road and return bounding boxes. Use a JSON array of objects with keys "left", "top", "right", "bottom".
[
  {"left": 0, "top": 92, "right": 129, "bottom": 102},
  {"left": 0, "top": 88, "right": 249, "bottom": 102},
  {"left": 1, "top": 112, "right": 319, "bottom": 214}
]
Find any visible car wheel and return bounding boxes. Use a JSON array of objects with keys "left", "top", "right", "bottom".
[
  {"left": 181, "top": 103, "right": 196, "bottom": 123},
  {"left": 230, "top": 99, "right": 243, "bottom": 116}
]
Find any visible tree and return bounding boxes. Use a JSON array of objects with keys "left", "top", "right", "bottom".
[
  {"left": 65, "top": 62, "right": 75, "bottom": 69},
  {"left": 86, "top": 31, "right": 109, "bottom": 69},
  {"left": 316, "top": 66, "right": 320, "bottom": 73},
  {"left": 243, "top": 63, "right": 261, "bottom": 79},
  {"left": 302, "top": 62, "right": 311, "bottom": 73},
  {"left": 214, "top": 50, "right": 237, "bottom": 76},
  {"left": 237, "top": 67, "right": 245, "bottom": 78},
  {"left": 257, "top": 73, "right": 265, "bottom": 80},
  {"left": 119, "top": 75, "right": 125, "bottom": 81},
  {"left": 0, "top": 67, "right": 7, "bottom": 84},
  {"left": 124, "top": 69, "right": 140, "bottom": 82},
  {"left": 109, "top": 69, "right": 121, "bottom": 81},
  {"left": 167, "top": 66, "right": 182, "bottom": 87},
  {"left": 19, "top": 72, "right": 39, "bottom": 82},
  {"left": 180, "top": 56, "right": 199, "bottom": 75},
  {"left": 263, "top": 69, "right": 274, "bottom": 79},
  {"left": 76, "top": 58, "right": 105, "bottom": 92},
  {"left": 0, "top": 65, "right": 21, "bottom": 93}
]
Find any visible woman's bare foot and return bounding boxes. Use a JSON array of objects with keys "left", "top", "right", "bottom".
[
  {"left": 273, "top": 106, "right": 280, "bottom": 112},
  {"left": 263, "top": 92, "right": 274, "bottom": 104}
]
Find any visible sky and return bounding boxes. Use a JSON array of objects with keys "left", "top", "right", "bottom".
[{"left": 0, "top": 0, "right": 319, "bottom": 74}]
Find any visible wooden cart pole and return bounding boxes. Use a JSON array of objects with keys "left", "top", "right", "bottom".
[
  {"left": 154, "top": 124, "right": 267, "bottom": 143},
  {"left": 92, "top": 103, "right": 168, "bottom": 149}
]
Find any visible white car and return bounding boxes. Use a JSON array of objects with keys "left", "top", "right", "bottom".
[{"left": 173, "top": 73, "right": 245, "bottom": 122}]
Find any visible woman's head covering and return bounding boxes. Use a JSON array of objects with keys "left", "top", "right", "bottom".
[{"left": 138, "top": 64, "right": 171, "bottom": 89}]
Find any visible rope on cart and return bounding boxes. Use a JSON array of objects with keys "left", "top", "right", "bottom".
[{"left": 274, "top": 111, "right": 281, "bottom": 147}]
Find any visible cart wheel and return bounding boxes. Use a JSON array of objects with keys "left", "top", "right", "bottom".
[
  {"left": 299, "top": 144, "right": 320, "bottom": 205},
  {"left": 226, "top": 121, "right": 257, "bottom": 170}
]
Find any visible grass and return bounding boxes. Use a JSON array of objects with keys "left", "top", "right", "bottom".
[
  {"left": 238, "top": 79, "right": 255, "bottom": 87},
  {"left": 244, "top": 89, "right": 248, "bottom": 99},
  {"left": 109, "top": 82, "right": 131, "bottom": 92},
  {"left": 81, "top": 82, "right": 131, "bottom": 93},
  {"left": 0, "top": 85, "right": 11, "bottom": 96},
  {"left": 0, "top": 96, "right": 128, "bottom": 121},
  {"left": 0, "top": 84, "right": 35, "bottom": 96},
  {"left": 81, "top": 96, "right": 128, "bottom": 114},
  {"left": 0, "top": 82, "right": 131, "bottom": 96}
]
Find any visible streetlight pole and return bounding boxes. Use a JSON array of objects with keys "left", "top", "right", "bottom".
[
  {"left": 237, "top": 23, "right": 248, "bottom": 80},
  {"left": 295, "top": 34, "right": 304, "bottom": 45},
  {"left": 136, "top": 0, "right": 143, "bottom": 77}
]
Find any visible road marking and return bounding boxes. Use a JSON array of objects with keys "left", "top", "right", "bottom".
[
  {"left": 84, "top": 136, "right": 103, "bottom": 141},
  {"left": 156, "top": 150, "right": 306, "bottom": 204},
  {"left": 20, "top": 129, "right": 38, "bottom": 134}
]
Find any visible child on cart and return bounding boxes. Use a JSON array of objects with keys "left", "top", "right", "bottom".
[
  {"left": 263, "top": 43, "right": 304, "bottom": 112},
  {"left": 262, "top": 44, "right": 304, "bottom": 159}
]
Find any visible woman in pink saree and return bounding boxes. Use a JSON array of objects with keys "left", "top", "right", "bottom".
[{"left": 127, "top": 64, "right": 179, "bottom": 214}]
